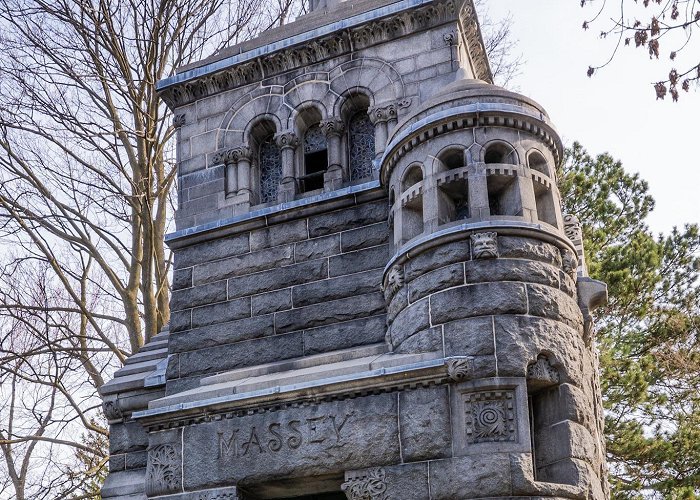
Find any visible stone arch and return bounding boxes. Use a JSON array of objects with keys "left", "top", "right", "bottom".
[
  {"left": 284, "top": 78, "right": 333, "bottom": 130},
  {"left": 527, "top": 148, "right": 550, "bottom": 176},
  {"left": 483, "top": 139, "right": 519, "bottom": 165},
  {"left": 329, "top": 58, "right": 405, "bottom": 111},
  {"left": 217, "top": 92, "right": 287, "bottom": 149},
  {"left": 429, "top": 144, "right": 467, "bottom": 174}
]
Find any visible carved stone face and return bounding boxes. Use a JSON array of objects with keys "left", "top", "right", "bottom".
[{"left": 471, "top": 232, "right": 498, "bottom": 259}]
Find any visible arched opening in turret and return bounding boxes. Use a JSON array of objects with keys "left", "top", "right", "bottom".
[
  {"left": 249, "top": 119, "right": 282, "bottom": 205},
  {"left": 297, "top": 107, "right": 327, "bottom": 193},
  {"left": 527, "top": 150, "right": 549, "bottom": 176},
  {"left": 400, "top": 164, "right": 424, "bottom": 244},
  {"left": 533, "top": 179, "right": 558, "bottom": 228},
  {"left": 487, "top": 173, "right": 521, "bottom": 217},
  {"left": 436, "top": 148, "right": 469, "bottom": 225},
  {"left": 484, "top": 142, "right": 517, "bottom": 165}
]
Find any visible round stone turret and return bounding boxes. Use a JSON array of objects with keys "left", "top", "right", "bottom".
[{"left": 380, "top": 78, "right": 609, "bottom": 496}]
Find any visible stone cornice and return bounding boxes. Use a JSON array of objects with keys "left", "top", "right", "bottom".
[{"left": 158, "top": 0, "right": 490, "bottom": 109}]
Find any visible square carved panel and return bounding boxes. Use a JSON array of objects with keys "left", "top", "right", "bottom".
[{"left": 463, "top": 390, "right": 516, "bottom": 444}]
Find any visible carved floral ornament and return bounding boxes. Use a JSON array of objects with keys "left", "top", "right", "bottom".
[
  {"left": 381, "top": 265, "right": 404, "bottom": 302},
  {"left": 527, "top": 355, "right": 560, "bottom": 390},
  {"left": 341, "top": 468, "right": 389, "bottom": 500},
  {"left": 319, "top": 118, "right": 346, "bottom": 137},
  {"left": 274, "top": 131, "right": 300, "bottom": 149},
  {"left": 446, "top": 357, "right": 472, "bottom": 382},
  {"left": 145, "top": 444, "right": 182, "bottom": 496}
]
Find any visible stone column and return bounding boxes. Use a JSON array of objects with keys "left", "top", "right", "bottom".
[
  {"left": 213, "top": 149, "right": 237, "bottom": 196},
  {"left": 516, "top": 167, "right": 538, "bottom": 223},
  {"left": 368, "top": 106, "right": 390, "bottom": 159},
  {"left": 222, "top": 145, "right": 252, "bottom": 211},
  {"left": 275, "top": 131, "right": 299, "bottom": 203},
  {"left": 320, "top": 118, "right": 345, "bottom": 192},
  {"left": 234, "top": 146, "right": 252, "bottom": 197},
  {"left": 468, "top": 165, "right": 490, "bottom": 221}
]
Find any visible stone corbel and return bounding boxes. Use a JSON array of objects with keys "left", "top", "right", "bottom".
[
  {"left": 577, "top": 277, "right": 608, "bottom": 344},
  {"left": 102, "top": 396, "right": 123, "bottom": 423}
]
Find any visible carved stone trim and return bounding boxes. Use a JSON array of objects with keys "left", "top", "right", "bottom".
[
  {"left": 145, "top": 443, "right": 182, "bottom": 496},
  {"left": 526, "top": 355, "right": 560, "bottom": 391},
  {"left": 446, "top": 357, "right": 472, "bottom": 382},
  {"left": 319, "top": 118, "right": 346, "bottom": 137},
  {"left": 172, "top": 114, "right": 186, "bottom": 128},
  {"left": 274, "top": 131, "right": 300, "bottom": 150},
  {"left": 212, "top": 146, "right": 252, "bottom": 166},
  {"left": 471, "top": 231, "right": 498, "bottom": 259},
  {"left": 160, "top": 0, "right": 479, "bottom": 108},
  {"left": 102, "top": 397, "right": 123, "bottom": 421},
  {"left": 444, "top": 30, "right": 457, "bottom": 46},
  {"left": 381, "top": 265, "right": 404, "bottom": 302},
  {"left": 342, "top": 467, "right": 389, "bottom": 500},
  {"left": 368, "top": 103, "right": 398, "bottom": 125},
  {"left": 458, "top": 1, "right": 493, "bottom": 82},
  {"left": 464, "top": 390, "right": 516, "bottom": 444}
]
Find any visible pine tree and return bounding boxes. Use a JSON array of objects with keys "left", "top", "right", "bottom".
[{"left": 559, "top": 143, "right": 700, "bottom": 498}]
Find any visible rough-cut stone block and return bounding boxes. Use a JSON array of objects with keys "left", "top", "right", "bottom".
[
  {"left": 392, "top": 326, "right": 441, "bottom": 354},
  {"left": 109, "top": 421, "right": 148, "bottom": 454},
  {"left": 493, "top": 315, "right": 586, "bottom": 385},
  {"left": 399, "top": 386, "right": 451, "bottom": 461},
  {"left": 250, "top": 219, "right": 309, "bottom": 251},
  {"left": 303, "top": 315, "right": 386, "bottom": 354},
  {"left": 169, "top": 314, "right": 275, "bottom": 353},
  {"left": 430, "top": 282, "right": 527, "bottom": 325},
  {"left": 172, "top": 268, "right": 192, "bottom": 290},
  {"left": 170, "top": 281, "right": 227, "bottom": 311},
  {"left": 498, "top": 236, "right": 561, "bottom": 266},
  {"left": 228, "top": 259, "right": 328, "bottom": 300},
  {"left": 443, "top": 316, "right": 494, "bottom": 357},
  {"left": 388, "top": 299, "right": 430, "bottom": 348},
  {"left": 527, "top": 284, "right": 582, "bottom": 327},
  {"left": 191, "top": 297, "right": 251, "bottom": 329},
  {"left": 124, "top": 450, "right": 147, "bottom": 470},
  {"left": 340, "top": 221, "right": 389, "bottom": 252},
  {"left": 193, "top": 245, "right": 293, "bottom": 285},
  {"left": 175, "top": 234, "right": 249, "bottom": 269},
  {"left": 294, "top": 234, "right": 340, "bottom": 263},
  {"left": 177, "top": 332, "right": 304, "bottom": 377},
  {"left": 536, "top": 420, "right": 599, "bottom": 468},
  {"left": 380, "top": 463, "right": 429, "bottom": 499},
  {"left": 386, "top": 286, "right": 408, "bottom": 325},
  {"left": 252, "top": 289, "right": 292, "bottom": 316},
  {"left": 404, "top": 239, "right": 471, "bottom": 281},
  {"left": 182, "top": 393, "right": 400, "bottom": 489},
  {"left": 428, "top": 455, "right": 513, "bottom": 499},
  {"left": 464, "top": 258, "right": 560, "bottom": 288},
  {"left": 328, "top": 244, "right": 389, "bottom": 278},
  {"left": 292, "top": 268, "right": 381, "bottom": 308},
  {"left": 408, "top": 263, "right": 464, "bottom": 303},
  {"left": 170, "top": 310, "right": 191, "bottom": 333},
  {"left": 307, "top": 201, "right": 388, "bottom": 237},
  {"left": 275, "top": 292, "right": 385, "bottom": 334}
]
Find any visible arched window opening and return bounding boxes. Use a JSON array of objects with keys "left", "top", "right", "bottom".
[
  {"left": 437, "top": 149, "right": 469, "bottom": 225},
  {"left": 528, "top": 151, "right": 549, "bottom": 176},
  {"left": 301, "top": 123, "right": 327, "bottom": 193},
  {"left": 348, "top": 110, "right": 375, "bottom": 181},
  {"left": 484, "top": 142, "right": 517, "bottom": 165},
  {"left": 487, "top": 173, "right": 521, "bottom": 216},
  {"left": 533, "top": 181, "right": 558, "bottom": 228},
  {"left": 400, "top": 165, "right": 424, "bottom": 244},
  {"left": 526, "top": 355, "right": 562, "bottom": 483},
  {"left": 259, "top": 135, "right": 282, "bottom": 204}
]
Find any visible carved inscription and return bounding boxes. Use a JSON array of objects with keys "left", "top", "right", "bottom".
[{"left": 217, "top": 413, "right": 353, "bottom": 459}]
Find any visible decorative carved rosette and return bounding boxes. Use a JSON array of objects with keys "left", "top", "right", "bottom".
[
  {"left": 471, "top": 231, "right": 498, "bottom": 259},
  {"left": 446, "top": 357, "right": 472, "bottom": 382},
  {"left": 145, "top": 444, "right": 182, "bottom": 496},
  {"left": 526, "top": 355, "right": 560, "bottom": 390},
  {"left": 319, "top": 118, "right": 346, "bottom": 137},
  {"left": 341, "top": 467, "right": 389, "bottom": 500},
  {"left": 274, "top": 131, "right": 300, "bottom": 150},
  {"left": 464, "top": 390, "right": 516, "bottom": 443},
  {"left": 381, "top": 265, "right": 404, "bottom": 303}
]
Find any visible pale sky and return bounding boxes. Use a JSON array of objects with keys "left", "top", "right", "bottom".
[{"left": 487, "top": 1, "right": 700, "bottom": 235}]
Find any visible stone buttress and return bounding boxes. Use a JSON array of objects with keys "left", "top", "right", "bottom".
[{"left": 100, "top": 1, "right": 610, "bottom": 499}]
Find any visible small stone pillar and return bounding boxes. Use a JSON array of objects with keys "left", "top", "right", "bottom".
[
  {"left": 467, "top": 165, "right": 490, "bottom": 221},
  {"left": 320, "top": 118, "right": 345, "bottom": 192},
  {"left": 275, "top": 131, "right": 299, "bottom": 203},
  {"left": 369, "top": 106, "right": 390, "bottom": 159}
]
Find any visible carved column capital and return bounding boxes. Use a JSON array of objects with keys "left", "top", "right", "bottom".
[
  {"left": 319, "top": 118, "right": 345, "bottom": 137},
  {"left": 213, "top": 146, "right": 252, "bottom": 165},
  {"left": 368, "top": 104, "right": 397, "bottom": 125},
  {"left": 274, "top": 131, "right": 300, "bottom": 150}
]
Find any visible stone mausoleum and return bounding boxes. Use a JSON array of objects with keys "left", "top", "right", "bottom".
[{"left": 100, "top": 0, "right": 610, "bottom": 498}]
